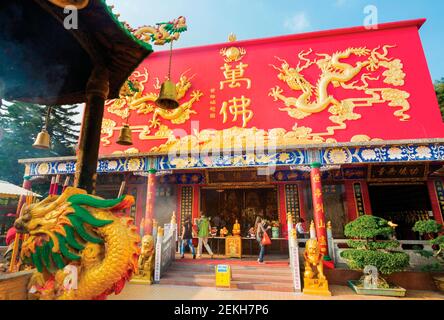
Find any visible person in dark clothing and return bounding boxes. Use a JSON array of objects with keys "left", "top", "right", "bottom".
[{"left": 180, "top": 217, "right": 196, "bottom": 259}]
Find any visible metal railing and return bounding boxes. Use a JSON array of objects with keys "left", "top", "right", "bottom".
[
  {"left": 154, "top": 221, "right": 177, "bottom": 283},
  {"left": 303, "top": 238, "right": 437, "bottom": 270}
]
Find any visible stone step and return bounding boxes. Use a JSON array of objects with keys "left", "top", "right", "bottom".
[
  {"left": 159, "top": 277, "right": 295, "bottom": 293},
  {"left": 168, "top": 266, "right": 293, "bottom": 277},
  {"left": 162, "top": 272, "right": 293, "bottom": 283},
  {"left": 170, "top": 262, "right": 290, "bottom": 272}
]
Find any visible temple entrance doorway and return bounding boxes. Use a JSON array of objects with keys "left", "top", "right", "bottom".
[
  {"left": 199, "top": 186, "right": 287, "bottom": 258},
  {"left": 201, "top": 187, "right": 279, "bottom": 236},
  {"left": 368, "top": 183, "right": 434, "bottom": 240}
]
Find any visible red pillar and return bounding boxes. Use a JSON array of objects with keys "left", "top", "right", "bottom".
[
  {"left": 144, "top": 168, "right": 157, "bottom": 235},
  {"left": 310, "top": 163, "right": 330, "bottom": 259},
  {"left": 15, "top": 176, "right": 32, "bottom": 218},
  {"left": 278, "top": 184, "right": 287, "bottom": 238},
  {"left": 297, "top": 181, "right": 308, "bottom": 230},
  {"left": 9, "top": 176, "right": 32, "bottom": 272},
  {"left": 361, "top": 181, "right": 372, "bottom": 216},
  {"left": 427, "top": 179, "right": 444, "bottom": 225},
  {"left": 192, "top": 185, "right": 200, "bottom": 247},
  {"left": 192, "top": 185, "right": 200, "bottom": 222}
]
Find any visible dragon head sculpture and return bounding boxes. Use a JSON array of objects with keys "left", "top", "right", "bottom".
[{"left": 15, "top": 187, "right": 140, "bottom": 300}]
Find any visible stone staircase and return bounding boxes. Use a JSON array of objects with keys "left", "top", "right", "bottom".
[{"left": 159, "top": 260, "right": 294, "bottom": 292}]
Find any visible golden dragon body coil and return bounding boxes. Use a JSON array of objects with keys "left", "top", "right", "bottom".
[{"left": 16, "top": 187, "right": 140, "bottom": 300}]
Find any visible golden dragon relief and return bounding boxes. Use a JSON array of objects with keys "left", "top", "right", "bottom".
[
  {"left": 269, "top": 45, "right": 410, "bottom": 139},
  {"left": 102, "top": 68, "right": 203, "bottom": 146}
]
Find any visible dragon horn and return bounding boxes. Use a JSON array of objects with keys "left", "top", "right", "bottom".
[
  {"left": 269, "top": 64, "right": 283, "bottom": 72},
  {"left": 180, "top": 68, "right": 193, "bottom": 79},
  {"left": 274, "top": 56, "right": 289, "bottom": 65}
]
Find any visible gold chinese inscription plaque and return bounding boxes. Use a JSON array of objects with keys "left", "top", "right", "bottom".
[{"left": 225, "top": 236, "right": 242, "bottom": 258}]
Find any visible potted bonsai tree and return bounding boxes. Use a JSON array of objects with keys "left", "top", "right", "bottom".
[
  {"left": 412, "top": 220, "right": 444, "bottom": 292},
  {"left": 340, "top": 215, "right": 410, "bottom": 297}
]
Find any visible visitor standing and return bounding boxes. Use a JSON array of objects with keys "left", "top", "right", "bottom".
[
  {"left": 296, "top": 218, "right": 307, "bottom": 239},
  {"left": 197, "top": 212, "right": 214, "bottom": 259},
  {"left": 255, "top": 216, "right": 271, "bottom": 264},
  {"left": 180, "top": 217, "right": 196, "bottom": 259}
]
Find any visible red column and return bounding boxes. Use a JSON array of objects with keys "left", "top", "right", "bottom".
[
  {"left": 192, "top": 185, "right": 200, "bottom": 247},
  {"left": 278, "top": 184, "right": 287, "bottom": 238},
  {"left": 345, "top": 181, "right": 356, "bottom": 222},
  {"left": 9, "top": 176, "right": 32, "bottom": 272},
  {"left": 144, "top": 168, "right": 157, "bottom": 235},
  {"left": 297, "top": 181, "right": 308, "bottom": 230},
  {"left": 310, "top": 163, "right": 330, "bottom": 259},
  {"left": 427, "top": 180, "right": 444, "bottom": 225},
  {"left": 361, "top": 181, "right": 372, "bottom": 216},
  {"left": 192, "top": 185, "right": 200, "bottom": 222}
]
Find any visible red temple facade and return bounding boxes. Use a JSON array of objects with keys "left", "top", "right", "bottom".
[{"left": 19, "top": 19, "right": 444, "bottom": 253}]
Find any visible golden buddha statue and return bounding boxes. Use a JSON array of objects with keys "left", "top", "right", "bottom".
[
  {"left": 131, "top": 235, "right": 155, "bottom": 284},
  {"left": 233, "top": 219, "right": 241, "bottom": 236},
  {"left": 220, "top": 227, "right": 228, "bottom": 237},
  {"left": 302, "top": 239, "right": 331, "bottom": 296}
]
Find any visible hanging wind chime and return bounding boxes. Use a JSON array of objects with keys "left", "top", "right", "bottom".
[
  {"left": 117, "top": 107, "right": 133, "bottom": 146},
  {"left": 33, "top": 105, "right": 52, "bottom": 149},
  {"left": 155, "top": 41, "right": 179, "bottom": 110}
]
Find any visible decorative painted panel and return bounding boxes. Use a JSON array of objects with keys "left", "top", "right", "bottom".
[
  {"left": 28, "top": 157, "right": 149, "bottom": 176},
  {"left": 368, "top": 164, "right": 428, "bottom": 181},
  {"left": 285, "top": 184, "right": 300, "bottom": 225},
  {"left": 353, "top": 183, "right": 366, "bottom": 217},
  {"left": 179, "top": 186, "right": 193, "bottom": 232},
  {"left": 158, "top": 173, "right": 205, "bottom": 185},
  {"left": 157, "top": 151, "right": 305, "bottom": 170},
  {"left": 25, "top": 143, "right": 443, "bottom": 176},
  {"left": 323, "top": 144, "right": 444, "bottom": 165},
  {"left": 434, "top": 180, "right": 444, "bottom": 218}
]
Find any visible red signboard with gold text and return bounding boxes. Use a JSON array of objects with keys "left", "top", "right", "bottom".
[{"left": 100, "top": 19, "right": 444, "bottom": 156}]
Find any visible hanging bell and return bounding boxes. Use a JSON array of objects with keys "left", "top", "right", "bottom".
[
  {"left": 117, "top": 124, "right": 133, "bottom": 146},
  {"left": 33, "top": 129, "right": 51, "bottom": 149},
  {"left": 156, "top": 79, "right": 179, "bottom": 110}
]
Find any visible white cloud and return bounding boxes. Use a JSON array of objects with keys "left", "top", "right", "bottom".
[{"left": 284, "top": 12, "right": 311, "bottom": 33}]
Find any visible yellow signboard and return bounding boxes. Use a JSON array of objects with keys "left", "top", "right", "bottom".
[{"left": 215, "top": 265, "right": 231, "bottom": 288}]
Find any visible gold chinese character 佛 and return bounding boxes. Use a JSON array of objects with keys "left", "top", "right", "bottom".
[{"left": 220, "top": 96, "right": 253, "bottom": 128}]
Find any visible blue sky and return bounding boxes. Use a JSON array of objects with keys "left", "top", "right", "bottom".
[{"left": 107, "top": 0, "right": 444, "bottom": 80}]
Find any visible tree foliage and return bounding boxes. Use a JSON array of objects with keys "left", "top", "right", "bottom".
[
  {"left": 344, "top": 215, "right": 393, "bottom": 239},
  {"left": 0, "top": 101, "right": 80, "bottom": 186},
  {"left": 413, "top": 220, "right": 443, "bottom": 235},
  {"left": 412, "top": 220, "right": 444, "bottom": 272},
  {"left": 341, "top": 216, "right": 410, "bottom": 275}
]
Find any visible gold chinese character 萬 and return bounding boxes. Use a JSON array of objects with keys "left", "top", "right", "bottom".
[{"left": 220, "top": 62, "right": 251, "bottom": 90}]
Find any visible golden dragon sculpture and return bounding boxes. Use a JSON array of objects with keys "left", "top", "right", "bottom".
[
  {"left": 14, "top": 187, "right": 140, "bottom": 300},
  {"left": 131, "top": 16, "right": 187, "bottom": 45},
  {"left": 269, "top": 45, "right": 410, "bottom": 138},
  {"left": 105, "top": 69, "right": 203, "bottom": 126}
]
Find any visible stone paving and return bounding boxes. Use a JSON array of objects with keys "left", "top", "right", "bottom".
[{"left": 109, "top": 284, "right": 444, "bottom": 300}]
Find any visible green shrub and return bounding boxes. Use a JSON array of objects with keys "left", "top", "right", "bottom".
[
  {"left": 347, "top": 239, "right": 400, "bottom": 250},
  {"left": 341, "top": 216, "right": 410, "bottom": 277},
  {"left": 341, "top": 250, "right": 409, "bottom": 275},
  {"left": 344, "top": 215, "right": 393, "bottom": 239},
  {"left": 412, "top": 221, "right": 444, "bottom": 271},
  {"left": 413, "top": 220, "right": 443, "bottom": 235}
]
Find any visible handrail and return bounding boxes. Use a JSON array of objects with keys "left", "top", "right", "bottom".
[{"left": 154, "top": 221, "right": 177, "bottom": 283}]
